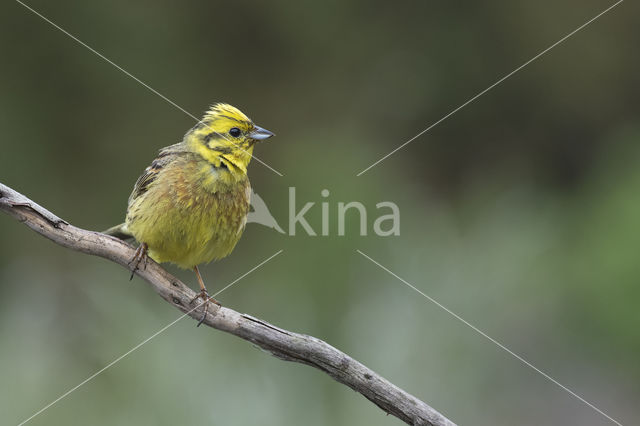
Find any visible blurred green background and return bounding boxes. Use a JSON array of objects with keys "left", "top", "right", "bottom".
[{"left": 1, "top": 1, "right": 638, "bottom": 425}]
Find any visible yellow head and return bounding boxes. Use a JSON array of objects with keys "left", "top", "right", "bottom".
[{"left": 186, "top": 103, "right": 274, "bottom": 173}]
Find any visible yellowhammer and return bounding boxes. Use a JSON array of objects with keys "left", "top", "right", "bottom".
[{"left": 104, "top": 103, "right": 274, "bottom": 324}]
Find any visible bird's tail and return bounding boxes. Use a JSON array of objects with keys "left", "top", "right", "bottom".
[{"left": 103, "top": 223, "right": 133, "bottom": 240}]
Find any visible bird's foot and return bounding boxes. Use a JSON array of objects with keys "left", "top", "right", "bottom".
[
  {"left": 190, "top": 289, "right": 221, "bottom": 327},
  {"left": 128, "top": 242, "right": 148, "bottom": 280}
]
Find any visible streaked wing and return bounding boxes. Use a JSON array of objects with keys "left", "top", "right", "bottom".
[{"left": 128, "top": 143, "right": 184, "bottom": 204}]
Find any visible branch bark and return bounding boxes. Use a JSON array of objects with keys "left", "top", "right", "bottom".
[{"left": 0, "top": 182, "right": 455, "bottom": 426}]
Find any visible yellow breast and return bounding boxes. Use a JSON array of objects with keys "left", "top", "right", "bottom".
[{"left": 125, "top": 155, "right": 251, "bottom": 269}]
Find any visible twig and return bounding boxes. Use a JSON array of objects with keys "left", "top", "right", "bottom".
[{"left": 0, "top": 182, "right": 456, "bottom": 426}]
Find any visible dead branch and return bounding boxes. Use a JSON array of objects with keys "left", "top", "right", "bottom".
[{"left": 0, "top": 182, "right": 455, "bottom": 426}]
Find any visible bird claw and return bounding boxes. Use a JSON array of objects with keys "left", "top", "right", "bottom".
[
  {"left": 128, "top": 243, "right": 148, "bottom": 280},
  {"left": 190, "top": 289, "right": 221, "bottom": 327}
]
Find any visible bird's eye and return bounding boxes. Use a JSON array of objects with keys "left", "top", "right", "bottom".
[{"left": 229, "top": 127, "right": 241, "bottom": 138}]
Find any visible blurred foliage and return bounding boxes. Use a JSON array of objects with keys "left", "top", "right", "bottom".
[{"left": 0, "top": 1, "right": 638, "bottom": 425}]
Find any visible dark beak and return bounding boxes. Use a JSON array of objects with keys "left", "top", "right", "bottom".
[{"left": 249, "top": 125, "right": 275, "bottom": 141}]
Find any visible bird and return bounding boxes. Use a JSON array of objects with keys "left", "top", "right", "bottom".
[{"left": 104, "top": 103, "right": 274, "bottom": 325}]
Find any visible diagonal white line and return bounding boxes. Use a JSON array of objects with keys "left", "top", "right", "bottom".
[
  {"left": 209, "top": 250, "right": 283, "bottom": 298},
  {"left": 356, "top": 249, "right": 623, "bottom": 426},
  {"left": 14, "top": 0, "right": 284, "bottom": 177},
  {"left": 356, "top": 0, "right": 624, "bottom": 176},
  {"left": 16, "top": 249, "right": 284, "bottom": 426}
]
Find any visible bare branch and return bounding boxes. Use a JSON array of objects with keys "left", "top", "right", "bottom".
[{"left": 0, "top": 182, "right": 456, "bottom": 426}]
